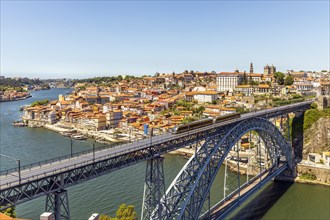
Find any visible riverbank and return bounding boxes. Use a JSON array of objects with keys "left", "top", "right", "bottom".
[
  {"left": 294, "top": 178, "right": 330, "bottom": 186},
  {"left": 43, "top": 123, "right": 125, "bottom": 143},
  {"left": 0, "top": 94, "right": 32, "bottom": 102}
]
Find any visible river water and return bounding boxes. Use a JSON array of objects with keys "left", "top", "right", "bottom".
[{"left": 0, "top": 89, "right": 329, "bottom": 220}]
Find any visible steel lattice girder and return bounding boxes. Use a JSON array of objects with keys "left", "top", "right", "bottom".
[
  {"left": 153, "top": 117, "right": 292, "bottom": 220},
  {"left": 141, "top": 156, "right": 166, "bottom": 220},
  {"left": 45, "top": 189, "right": 70, "bottom": 220}
]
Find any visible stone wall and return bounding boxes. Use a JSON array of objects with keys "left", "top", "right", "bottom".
[
  {"left": 303, "top": 117, "right": 330, "bottom": 158},
  {"left": 297, "top": 164, "right": 330, "bottom": 183}
]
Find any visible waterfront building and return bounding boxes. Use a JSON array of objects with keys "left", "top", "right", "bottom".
[{"left": 106, "top": 110, "right": 123, "bottom": 128}]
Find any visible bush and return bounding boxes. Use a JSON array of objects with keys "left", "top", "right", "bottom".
[
  {"left": 300, "top": 172, "right": 317, "bottom": 181},
  {"left": 31, "top": 99, "right": 49, "bottom": 107}
]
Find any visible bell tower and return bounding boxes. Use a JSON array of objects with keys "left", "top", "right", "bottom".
[{"left": 250, "top": 62, "right": 254, "bottom": 74}]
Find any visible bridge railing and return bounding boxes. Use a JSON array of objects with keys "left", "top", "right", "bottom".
[
  {"left": 0, "top": 130, "right": 197, "bottom": 189},
  {"left": 0, "top": 142, "right": 122, "bottom": 175},
  {"left": 0, "top": 121, "right": 197, "bottom": 177}
]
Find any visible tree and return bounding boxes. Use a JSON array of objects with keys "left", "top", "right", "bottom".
[
  {"left": 31, "top": 99, "right": 49, "bottom": 107},
  {"left": 0, "top": 206, "right": 16, "bottom": 218},
  {"left": 99, "top": 204, "right": 137, "bottom": 220},
  {"left": 285, "top": 75, "right": 294, "bottom": 85},
  {"left": 310, "top": 102, "right": 318, "bottom": 109},
  {"left": 243, "top": 72, "right": 247, "bottom": 85},
  {"left": 116, "top": 204, "right": 137, "bottom": 219},
  {"left": 274, "top": 72, "right": 285, "bottom": 85},
  {"left": 99, "top": 214, "right": 112, "bottom": 220}
]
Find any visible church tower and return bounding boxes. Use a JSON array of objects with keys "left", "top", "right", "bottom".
[
  {"left": 264, "top": 64, "right": 271, "bottom": 75},
  {"left": 250, "top": 62, "right": 254, "bottom": 74},
  {"left": 270, "top": 65, "right": 276, "bottom": 75}
]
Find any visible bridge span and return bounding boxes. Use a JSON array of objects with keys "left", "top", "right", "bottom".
[{"left": 0, "top": 101, "right": 312, "bottom": 219}]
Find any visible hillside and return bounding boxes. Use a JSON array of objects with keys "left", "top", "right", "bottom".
[{"left": 303, "top": 116, "right": 330, "bottom": 158}]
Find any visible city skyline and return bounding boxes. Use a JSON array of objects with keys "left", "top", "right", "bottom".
[{"left": 1, "top": 1, "right": 329, "bottom": 79}]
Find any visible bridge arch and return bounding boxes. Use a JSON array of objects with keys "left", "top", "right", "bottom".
[{"left": 153, "top": 117, "right": 293, "bottom": 219}]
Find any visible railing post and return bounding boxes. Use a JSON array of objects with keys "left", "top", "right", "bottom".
[
  {"left": 70, "top": 139, "right": 73, "bottom": 157},
  {"left": 93, "top": 142, "right": 95, "bottom": 162},
  {"left": 18, "top": 159, "right": 21, "bottom": 186}
]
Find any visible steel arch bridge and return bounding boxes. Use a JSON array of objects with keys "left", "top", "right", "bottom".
[
  {"left": 148, "top": 117, "right": 293, "bottom": 220},
  {"left": 1, "top": 101, "right": 311, "bottom": 220}
]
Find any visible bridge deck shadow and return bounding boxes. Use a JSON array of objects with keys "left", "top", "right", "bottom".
[{"left": 229, "top": 181, "right": 293, "bottom": 220}]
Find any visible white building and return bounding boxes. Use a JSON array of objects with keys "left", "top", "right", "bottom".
[
  {"left": 323, "top": 152, "right": 330, "bottom": 166},
  {"left": 186, "top": 91, "right": 218, "bottom": 103},
  {"left": 234, "top": 85, "right": 253, "bottom": 96},
  {"left": 216, "top": 72, "right": 244, "bottom": 92}
]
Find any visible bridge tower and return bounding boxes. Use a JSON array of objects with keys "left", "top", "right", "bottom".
[
  {"left": 45, "top": 173, "right": 70, "bottom": 220},
  {"left": 276, "top": 110, "right": 306, "bottom": 182},
  {"left": 141, "top": 156, "right": 166, "bottom": 220},
  {"left": 45, "top": 189, "right": 70, "bottom": 220}
]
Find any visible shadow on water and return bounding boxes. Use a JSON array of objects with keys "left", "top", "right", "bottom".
[{"left": 230, "top": 181, "right": 293, "bottom": 220}]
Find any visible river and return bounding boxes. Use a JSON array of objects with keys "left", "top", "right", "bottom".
[{"left": 0, "top": 89, "right": 329, "bottom": 220}]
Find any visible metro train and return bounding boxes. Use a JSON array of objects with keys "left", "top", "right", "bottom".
[{"left": 171, "top": 113, "right": 241, "bottom": 134}]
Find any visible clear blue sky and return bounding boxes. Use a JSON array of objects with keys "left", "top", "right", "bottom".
[{"left": 1, "top": 0, "right": 329, "bottom": 79}]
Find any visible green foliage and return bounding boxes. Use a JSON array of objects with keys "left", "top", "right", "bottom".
[
  {"left": 284, "top": 75, "right": 294, "bottom": 85},
  {"left": 169, "top": 84, "right": 180, "bottom": 90},
  {"left": 303, "top": 107, "right": 330, "bottom": 131},
  {"left": 74, "top": 76, "right": 137, "bottom": 85},
  {"left": 77, "top": 86, "right": 86, "bottom": 91},
  {"left": 310, "top": 102, "right": 318, "bottom": 109},
  {"left": 176, "top": 100, "right": 193, "bottom": 109},
  {"left": 300, "top": 172, "right": 317, "bottom": 181},
  {"left": 182, "top": 117, "right": 198, "bottom": 124},
  {"left": 31, "top": 99, "right": 49, "bottom": 107},
  {"left": 274, "top": 72, "right": 285, "bottom": 85},
  {"left": 243, "top": 72, "right": 247, "bottom": 85},
  {"left": 0, "top": 77, "right": 43, "bottom": 87},
  {"left": 236, "top": 106, "right": 250, "bottom": 113},
  {"left": 116, "top": 204, "right": 137, "bottom": 220},
  {"left": 249, "top": 80, "right": 258, "bottom": 86},
  {"left": 0, "top": 206, "right": 16, "bottom": 218},
  {"left": 273, "top": 98, "right": 305, "bottom": 107},
  {"left": 99, "top": 204, "right": 137, "bottom": 220},
  {"left": 292, "top": 94, "right": 302, "bottom": 99},
  {"left": 99, "top": 214, "right": 112, "bottom": 220}
]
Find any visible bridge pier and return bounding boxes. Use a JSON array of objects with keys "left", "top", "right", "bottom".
[
  {"left": 45, "top": 189, "right": 70, "bottom": 220},
  {"left": 276, "top": 111, "right": 305, "bottom": 182},
  {"left": 141, "top": 156, "right": 166, "bottom": 220}
]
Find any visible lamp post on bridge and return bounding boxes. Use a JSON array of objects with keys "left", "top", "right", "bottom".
[
  {"left": 70, "top": 139, "right": 73, "bottom": 157},
  {"left": 0, "top": 154, "right": 21, "bottom": 185}
]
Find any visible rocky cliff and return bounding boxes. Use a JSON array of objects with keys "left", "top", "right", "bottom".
[{"left": 303, "top": 117, "right": 330, "bottom": 158}]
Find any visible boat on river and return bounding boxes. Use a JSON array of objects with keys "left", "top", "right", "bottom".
[
  {"left": 71, "top": 134, "right": 87, "bottom": 140},
  {"left": 12, "top": 121, "right": 26, "bottom": 127}
]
